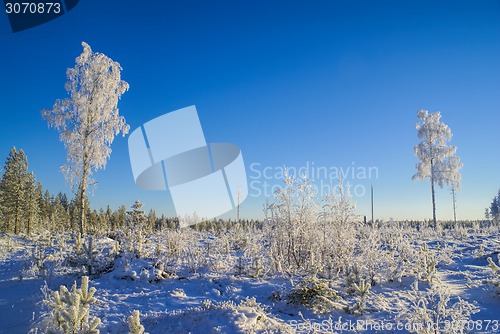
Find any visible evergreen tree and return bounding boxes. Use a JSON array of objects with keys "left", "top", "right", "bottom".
[
  {"left": 116, "top": 205, "right": 127, "bottom": 230},
  {"left": 87, "top": 209, "right": 99, "bottom": 232},
  {"left": 491, "top": 193, "right": 499, "bottom": 222},
  {"left": 126, "top": 200, "right": 146, "bottom": 230},
  {"left": 57, "top": 191, "right": 69, "bottom": 211},
  {"left": 43, "top": 189, "right": 52, "bottom": 221},
  {"left": 105, "top": 205, "right": 112, "bottom": 229},
  {"left": 98, "top": 208, "right": 109, "bottom": 230},
  {"left": 485, "top": 208, "right": 491, "bottom": 220},
  {"left": 147, "top": 209, "right": 156, "bottom": 232},
  {"left": 0, "top": 147, "right": 29, "bottom": 234},
  {"left": 35, "top": 181, "right": 44, "bottom": 225},
  {"left": 24, "top": 172, "right": 40, "bottom": 235}
]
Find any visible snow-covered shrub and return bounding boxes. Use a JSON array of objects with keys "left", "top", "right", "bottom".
[
  {"left": 265, "top": 170, "right": 319, "bottom": 275},
  {"left": 484, "top": 255, "right": 500, "bottom": 294},
  {"left": 128, "top": 310, "right": 148, "bottom": 334},
  {"left": 170, "top": 288, "right": 186, "bottom": 298},
  {"left": 356, "top": 227, "right": 386, "bottom": 285},
  {"left": 350, "top": 278, "right": 371, "bottom": 314},
  {"left": 45, "top": 276, "right": 101, "bottom": 334},
  {"left": 82, "top": 237, "right": 98, "bottom": 275},
  {"left": 399, "top": 280, "right": 478, "bottom": 334},
  {"left": 318, "top": 179, "right": 361, "bottom": 276},
  {"left": 344, "top": 263, "right": 363, "bottom": 293},
  {"left": 65, "top": 236, "right": 110, "bottom": 276},
  {"left": 384, "top": 231, "right": 420, "bottom": 282},
  {"left": 28, "top": 244, "right": 56, "bottom": 280},
  {"left": 287, "top": 278, "right": 347, "bottom": 313},
  {"left": 416, "top": 243, "right": 438, "bottom": 283}
]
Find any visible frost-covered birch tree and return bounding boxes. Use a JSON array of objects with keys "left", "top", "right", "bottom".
[
  {"left": 42, "top": 42, "right": 130, "bottom": 236},
  {"left": 412, "top": 110, "right": 462, "bottom": 226}
]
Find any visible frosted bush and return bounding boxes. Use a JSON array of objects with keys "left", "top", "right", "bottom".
[
  {"left": 287, "top": 277, "right": 347, "bottom": 314},
  {"left": 399, "top": 280, "right": 478, "bottom": 334},
  {"left": 484, "top": 255, "right": 500, "bottom": 294}
]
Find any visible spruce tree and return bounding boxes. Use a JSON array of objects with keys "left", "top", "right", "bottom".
[{"left": 0, "top": 147, "right": 29, "bottom": 234}]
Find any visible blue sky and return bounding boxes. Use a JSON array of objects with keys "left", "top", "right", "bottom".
[{"left": 0, "top": 0, "right": 499, "bottom": 221}]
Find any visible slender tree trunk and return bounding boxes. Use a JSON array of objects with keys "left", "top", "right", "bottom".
[
  {"left": 79, "top": 180, "right": 86, "bottom": 236},
  {"left": 431, "top": 178, "right": 436, "bottom": 228},
  {"left": 371, "top": 184, "right": 374, "bottom": 228},
  {"left": 452, "top": 186, "right": 457, "bottom": 225},
  {"left": 79, "top": 148, "right": 89, "bottom": 236},
  {"left": 430, "top": 159, "right": 437, "bottom": 228}
]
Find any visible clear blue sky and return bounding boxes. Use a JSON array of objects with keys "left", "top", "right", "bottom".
[{"left": 1, "top": 1, "right": 499, "bottom": 221}]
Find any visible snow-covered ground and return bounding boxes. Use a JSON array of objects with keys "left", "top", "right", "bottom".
[{"left": 0, "top": 224, "right": 499, "bottom": 334}]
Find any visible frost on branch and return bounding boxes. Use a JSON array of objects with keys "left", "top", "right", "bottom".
[
  {"left": 128, "top": 310, "right": 149, "bottom": 334},
  {"left": 46, "top": 276, "right": 101, "bottom": 334},
  {"left": 41, "top": 41, "right": 130, "bottom": 235},
  {"left": 41, "top": 42, "right": 130, "bottom": 192},
  {"left": 399, "top": 280, "right": 478, "bottom": 334},
  {"left": 412, "top": 110, "right": 462, "bottom": 224}
]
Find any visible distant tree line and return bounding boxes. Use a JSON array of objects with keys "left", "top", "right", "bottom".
[{"left": 0, "top": 146, "right": 262, "bottom": 235}]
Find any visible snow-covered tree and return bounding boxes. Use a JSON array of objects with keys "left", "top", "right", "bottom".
[
  {"left": 412, "top": 110, "right": 462, "bottom": 226},
  {"left": 24, "top": 171, "right": 40, "bottom": 235},
  {"left": 490, "top": 192, "right": 500, "bottom": 223},
  {"left": 0, "top": 147, "right": 29, "bottom": 234},
  {"left": 47, "top": 276, "right": 101, "bottom": 334},
  {"left": 127, "top": 200, "right": 147, "bottom": 230},
  {"left": 41, "top": 42, "right": 130, "bottom": 236}
]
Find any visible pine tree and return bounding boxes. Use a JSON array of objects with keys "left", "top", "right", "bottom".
[
  {"left": 43, "top": 189, "right": 52, "bottom": 222},
  {"left": 51, "top": 195, "right": 65, "bottom": 230},
  {"left": 48, "top": 276, "right": 101, "bottom": 334},
  {"left": 105, "top": 205, "right": 112, "bottom": 229},
  {"left": 0, "top": 147, "right": 29, "bottom": 234},
  {"left": 58, "top": 192, "right": 69, "bottom": 211},
  {"left": 35, "top": 181, "right": 44, "bottom": 226},
  {"left": 126, "top": 200, "right": 146, "bottom": 230},
  {"left": 24, "top": 171, "right": 40, "bottom": 235},
  {"left": 41, "top": 42, "right": 130, "bottom": 236},
  {"left": 147, "top": 209, "right": 156, "bottom": 232}
]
